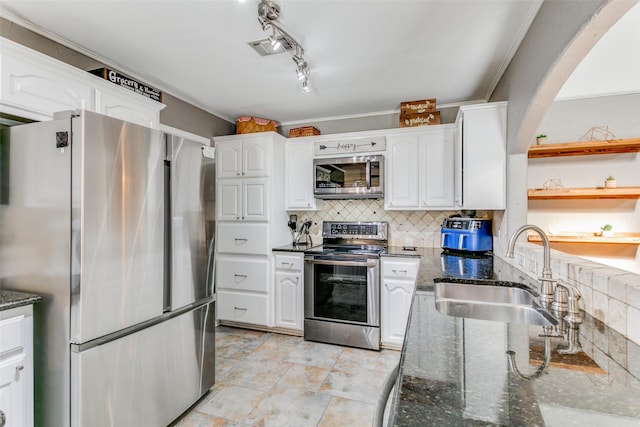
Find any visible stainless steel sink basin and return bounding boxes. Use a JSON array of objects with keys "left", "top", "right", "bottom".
[{"left": 434, "top": 282, "right": 558, "bottom": 326}]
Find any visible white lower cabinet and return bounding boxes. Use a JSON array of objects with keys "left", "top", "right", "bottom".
[
  {"left": 273, "top": 253, "right": 304, "bottom": 332},
  {"left": 216, "top": 290, "right": 269, "bottom": 326},
  {"left": 217, "top": 255, "right": 269, "bottom": 292},
  {"left": 0, "top": 305, "right": 35, "bottom": 427},
  {"left": 381, "top": 257, "right": 420, "bottom": 348}
]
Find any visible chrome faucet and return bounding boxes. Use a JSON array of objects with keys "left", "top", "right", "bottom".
[{"left": 506, "top": 224, "right": 555, "bottom": 306}]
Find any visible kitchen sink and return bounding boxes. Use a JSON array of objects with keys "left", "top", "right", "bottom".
[{"left": 434, "top": 282, "right": 558, "bottom": 326}]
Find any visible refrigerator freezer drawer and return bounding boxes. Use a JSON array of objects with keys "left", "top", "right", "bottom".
[
  {"left": 217, "top": 222, "right": 269, "bottom": 255},
  {"left": 71, "top": 303, "right": 215, "bottom": 427},
  {"left": 216, "top": 255, "right": 269, "bottom": 292},
  {"left": 217, "top": 290, "right": 269, "bottom": 326}
]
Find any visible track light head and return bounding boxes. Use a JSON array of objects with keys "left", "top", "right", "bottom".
[{"left": 257, "top": 0, "right": 310, "bottom": 93}]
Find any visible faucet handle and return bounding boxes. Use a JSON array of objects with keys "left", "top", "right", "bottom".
[{"left": 555, "top": 281, "right": 583, "bottom": 324}]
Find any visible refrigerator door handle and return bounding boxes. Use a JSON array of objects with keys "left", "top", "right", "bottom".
[{"left": 205, "top": 236, "right": 216, "bottom": 295}]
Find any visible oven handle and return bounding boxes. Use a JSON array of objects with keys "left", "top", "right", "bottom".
[{"left": 305, "top": 258, "right": 377, "bottom": 268}]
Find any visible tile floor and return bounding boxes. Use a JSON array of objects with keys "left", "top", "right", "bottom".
[{"left": 174, "top": 326, "right": 400, "bottom": 427}]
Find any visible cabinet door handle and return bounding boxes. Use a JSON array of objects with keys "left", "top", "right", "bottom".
[
  {"left": 234, "top": 238, "right": 248, "bottom": 243},
  {"left": 15, "top": 365, "right": 24, "bottom": 372},
  {"left": 282, "top": 262, "right": 293, "bottom": 268},
  {"left": 234, "top": 306, "right": 247, "bottom": 311},
  {"left": 392, "top": 269, "right": 408, "bottom": 275},
  {"left": 234, "top": 274, "right": 248, "bottom": 278}
]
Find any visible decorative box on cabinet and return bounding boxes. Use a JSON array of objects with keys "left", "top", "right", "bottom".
[
  {"left": 455, "top": 102, "right": 507, "bottom": 209},
  {"left": 381, "top": 256, "right": 420, "bottom": 348},
  {"left": 385, "top": 125, "right": 456, "bottom": 210},
  {"left": 273, "top": 253, "right": 304, "bottom": 332},
  {"left": 0, "top": 304, "right": 35, "bottom": 427}
]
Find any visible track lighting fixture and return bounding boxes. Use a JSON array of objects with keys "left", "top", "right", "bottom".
[{"left": 257, "top": 0, "right": 310, "bottom": 93}]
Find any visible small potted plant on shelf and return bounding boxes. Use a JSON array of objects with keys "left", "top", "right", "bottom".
[
  {"left": 600, "top": 224, "right": 614, "bottom": 237},
  {"left": 536, "top": 134, "right": 547, "bottom": 145},
  {"left": 605, "top": 175, "right": 617, "bottom": 188}
]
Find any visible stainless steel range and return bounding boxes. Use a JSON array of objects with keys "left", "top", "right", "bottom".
[{"left": 304, "top": 221, "right": 388, "bottom": 350}]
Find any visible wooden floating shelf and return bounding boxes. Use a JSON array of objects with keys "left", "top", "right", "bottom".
[
  {"left": 528, "top": 231, "right": 640, "bottom": 245},
  {"left": 528, "top": 138, "right": 640, "bottom": 158},
  {"left": 528, "top": 186, "right": 640, "bottom": 200}
]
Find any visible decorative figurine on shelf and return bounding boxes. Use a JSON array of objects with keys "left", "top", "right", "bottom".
[
  {"left": 605, "top": 175, "right": 617, "bottom": 188},
  {"left": 600, "top": 224, "right": 614, "bottom": 237},
  {"left": 542, "top": 179, "right": 563, "bottom": 190},
  {"left": 581, "top": 125, "right": 616, "bottom": 141},
  {"left": 536, "top": 134, "right": 547, "bottom": 145}
]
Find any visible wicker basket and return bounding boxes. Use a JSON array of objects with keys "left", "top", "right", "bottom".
[
  {"left": 235, "top": 116, "right": 278, "bottom": 134},
  {"left": 289, "top": 126, "right": 321, "bottom": 138}
]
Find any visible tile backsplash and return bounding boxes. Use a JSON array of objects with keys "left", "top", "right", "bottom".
[{"left": 290, "top": 199, "right": 458, "bottom": 248}]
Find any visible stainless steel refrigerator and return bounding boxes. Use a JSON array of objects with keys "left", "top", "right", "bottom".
[{"left": 0, "top": 110, "right": 216, "bottom": 426}]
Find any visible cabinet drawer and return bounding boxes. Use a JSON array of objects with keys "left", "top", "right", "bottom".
[
  {"left": 217, "top": 291, "right": 269, "bottom": 326},
  {"left": 217, "top": 222, "right": 269, "bottom": 255},
  {"left": 382, "top": 258, "right": 419, "bottom": 279},
  {"left": 217, "top": 256, "right": 269, "bottom": 292},
  {"left": 274, "top": 254, "right": 303, "bottom": 272},
  {"left": 0, "top": 315, "right": 24, "bottom": 355}
]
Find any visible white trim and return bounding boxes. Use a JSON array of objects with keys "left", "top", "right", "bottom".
[
  {"left": 280, "top": 100, "right": 487, "bottom": 127},
  {"left": 158, "top": 124, "right": 210, "bottom": 145}
]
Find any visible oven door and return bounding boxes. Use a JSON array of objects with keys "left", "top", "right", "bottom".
[{"left": 304, "top": 257, "right": 380, "bottom": 327}]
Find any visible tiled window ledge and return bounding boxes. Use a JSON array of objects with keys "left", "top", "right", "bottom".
[{"left": 499, "top": 242, "right": 640, "bottom": 346}]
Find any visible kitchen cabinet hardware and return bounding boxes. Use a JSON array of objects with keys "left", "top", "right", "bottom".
[
  {"left": 234, "top": 306, "right": 247, "bottom": 311},
  {"left": 234, "top": 274, "right": 248, "bottom": 278}
]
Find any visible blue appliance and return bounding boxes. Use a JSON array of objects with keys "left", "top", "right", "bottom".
[{"left": 441, "top": 217, "right": 493, "bottom": 253}]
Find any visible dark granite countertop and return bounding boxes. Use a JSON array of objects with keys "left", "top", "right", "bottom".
[
  {"left": 272, "top": 243, "right": 320, "bottom": 253},
  {"left": 389, "top": 249, "right": 640, "bottom": 426},
  {"left": 383, "top": 246, "right": 424, "bottom": 258},
  {"left": 0, "top": 289, "right": 42, "bottom": 311}
]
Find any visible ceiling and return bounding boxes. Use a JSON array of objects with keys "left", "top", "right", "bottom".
[{"left": 1, "top": 1, "right": 550, "bottom": 124}]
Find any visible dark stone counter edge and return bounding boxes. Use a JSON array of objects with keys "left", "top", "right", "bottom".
[
  {"left": 272, "top": 243, "right": 320, "bottom": 252},
  {"left": 0, "top": 290, "right": 42, "bottom": 312}
]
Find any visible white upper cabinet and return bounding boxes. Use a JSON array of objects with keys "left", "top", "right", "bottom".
[
  {"left": 386, "top": 134, "right": 421, "bottom": 208},
  {"left": 385, "top": 125, "right": 456, "bottom": 210},
  {"left": 216, "top": 177, "right": 269, "bottom": 222},
  {"left": 216, "top": 137, "right": 270, "bottom": 179},
  {"left": 285, "top": 139, "right": 316, "bottom": 210},
  {"left": 0, "top": 37, "right": 164, "bottom": 127},
  {"left": 0, "top": 41, "right": 94, "bottom": 121},
  {"left": 95, "top": 87, "right": 160, "bottom": 129},
  {"left": 456, "top": 102, "right": 507, "bottom": 209}
]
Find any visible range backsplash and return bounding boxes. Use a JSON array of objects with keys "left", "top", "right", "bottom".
[{"left": 289, "top": 199, "right": 458, "bottom": 248}]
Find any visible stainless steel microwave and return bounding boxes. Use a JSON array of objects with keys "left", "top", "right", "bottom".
[{"left": 313, "top": 155, "right": 384, "bottom": 199}]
